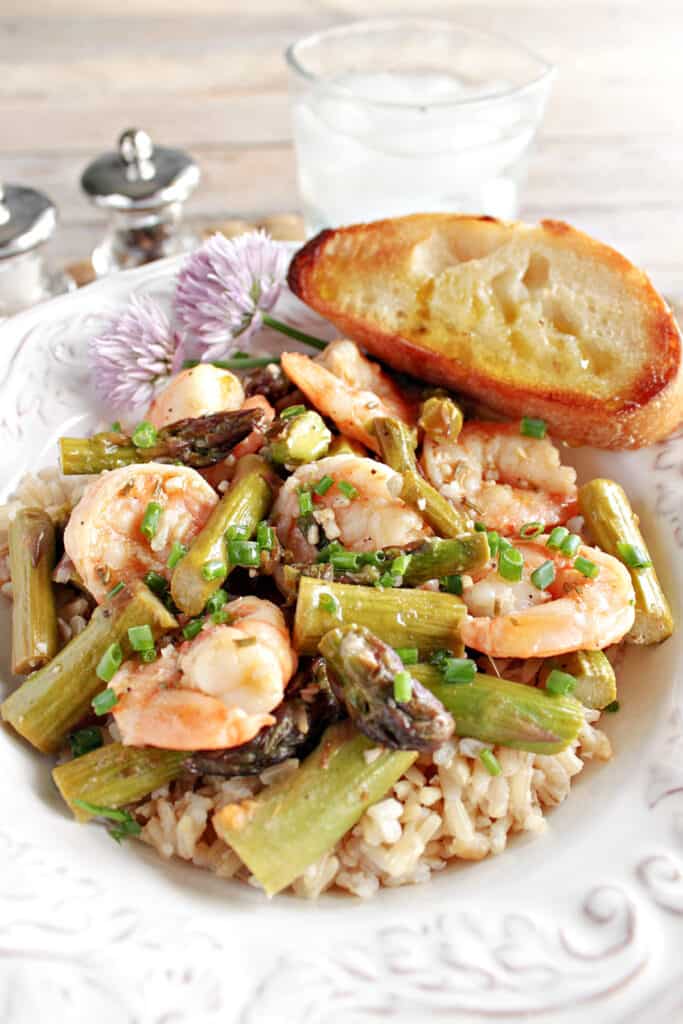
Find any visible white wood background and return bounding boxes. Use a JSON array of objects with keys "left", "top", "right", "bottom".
[{"left": 1, "top": 0, "right": 681, "bottom": 294}]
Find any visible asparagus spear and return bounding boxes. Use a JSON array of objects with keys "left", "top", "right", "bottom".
[
  {"left": 8, "top": 508, "right": 58, "bottom": 674},
  {"left": 413, "top": 664, "right": 584, "bottom": 754},
  {"left": 578, "top": 478, "right": 673, "bottom": 644},
  {"left": 1, "top": 582, "right": 177, "bottom": 753},
  {"left": 265, "top": 409, "right": 331, "bottom": 466},
  {"left": 53, "top": 743, "right": 186, "bottom": 821},
  {"left": 399, "top": 535, "right": 490, "bottom": 585},
  {"left": 328, "top": 435, "right": 367, "bottom": 456},
  {"left": 372, "top": 416, "right": 472, "bottom": 536},
  {"left": 541, "top": 650, "right": 616, "bottom": 710},
  {"left": 320, "top": 625, "right": 454, "bottom": 752},
  {"left": 213, "top": 720, "right": 416, "bottom": 896},
  {"left": 418, "top": 395, "right": 464, "bottom": 442},
  {"left": 294, "top": 577, "right": 465, "bottom": 656},
  {"left": 170, "top": 455, "right": 273, "bottom": 616},
  {"left": 186, "top": 660, "right": 342, "bottom": 777},
  {"left": 59, "top": 407, "right": 266, "bottom": 475}
]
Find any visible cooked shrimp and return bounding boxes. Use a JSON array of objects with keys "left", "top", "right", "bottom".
[
  {"left": 460, "top": 539, "right": 635, "bottom": 658},
  {"left": 147, "top": 364, "right": 244, "bottom": 429},
  {"left": 111, "top": 597, "right": 297, "bottom": 750},
  {"left": 281, "top": 339, "right": 414, "bottom": 452},
  {"left": 271, "top": 453, "right": 428, "bottom": 561},
  {"left": 64, "top": 463, "right": 217, "bottom": 602},
  {"left": 422, "top": 421, "right": 577, "bottom": 534}
]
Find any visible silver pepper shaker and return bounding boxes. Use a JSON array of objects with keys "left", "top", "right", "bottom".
[
  {"left": 81, "top": 128, "right": 201, "bottom": 275},
  {"left": 0, "top": 183, "right": 73, "bottom": 316}
]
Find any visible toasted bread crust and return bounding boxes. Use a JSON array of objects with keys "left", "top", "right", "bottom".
[{"left": 288, "top": 214, "right": 683, "bottom": 449}]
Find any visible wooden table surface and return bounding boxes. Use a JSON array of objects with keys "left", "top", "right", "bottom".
[{"left": 2, "top": 0, "right": 681, "bottom": 295}]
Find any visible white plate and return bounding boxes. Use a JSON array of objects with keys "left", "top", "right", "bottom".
[{"left": 0, "top": 256, "right": 681, "bottom": 1024}]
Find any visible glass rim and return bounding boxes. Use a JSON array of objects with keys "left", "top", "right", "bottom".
[{"left": 285, "top": 17, "right": 555, "bottom": 109}]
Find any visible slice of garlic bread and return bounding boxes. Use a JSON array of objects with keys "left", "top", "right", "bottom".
[{"left": 288, "top": 214, "right": 683, "bottom": 448}]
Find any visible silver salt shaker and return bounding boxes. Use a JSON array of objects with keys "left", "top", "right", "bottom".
[
  {"left": 0, "top": 183, "right": 72, "bottom": 317},
  {"left": 81, "top": 128, "right": 200, "bottom": 275}
]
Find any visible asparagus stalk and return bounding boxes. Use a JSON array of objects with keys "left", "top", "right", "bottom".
[
  {"left": 294, "top": 577, "right": 465, "bottom": 656},
  {"left": 170, "top": 455, "right": 273, "bottom": 616},
  {"left": 400, "top": 535, "right": 490, "bottom": 585},
  {"left": 413, "top": 664, "right": 584, "bottom": 754},
  {"left": 320, "top": 625, "right": 454, "bottom": 752},
  {"left": 541, "top": 650, "right": 616, "bottom": 710},
  {"left": 8, "top": 508, "right": 58, "bottom": 674},
  {"left": 578, "top": 478, "right": 673, "bottom": 644},
  {"left": 53, "top": 743, "right": 186, "bottom": 821},
  {"left": 328, "top": 435, "right": 367, "bottom": 457},
  {"left": 265, "top": 410, "right": 331, "bottom": 466},
  {"left": 372, "top": 416, "right": 472, "bottom": 536},
  {"left": 59, "top": 407, "right": 266, "bottom": 475},
  {"left": 418, "top": 395, "right": 464, "bottom": 442},
  {"left": 213, "top": 720, "right": 416, "bottom": 896},
  {"left": 1, "top": 582, "right": 177, "bottom": 753}
]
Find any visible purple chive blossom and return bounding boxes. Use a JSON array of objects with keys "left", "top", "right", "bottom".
[
  {"left": 174, "top": 230, "right": 288, "bottom": 358},
  {"left": 89, "top": 294, "right": 180, "bottom": 411}
]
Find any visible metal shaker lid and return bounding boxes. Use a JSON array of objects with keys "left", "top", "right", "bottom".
[
  {"left": 0, "top": 183, "right": 57, "bottom": 259},
  {"left": 81, "top": 128, "right": 200, "bottom": 211}
]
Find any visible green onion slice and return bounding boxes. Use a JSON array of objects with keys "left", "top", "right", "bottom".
[
  {"left": 546, "top": 669, "right": 577, "bottom": 695},
  {"left": 280, "top": 404, "right": 307, "bottom": 419},
  {"left": 337, "top": 481, "right": 358, "bottom": 500},
  {"left": 313, "top": 475, "right": 334, "bottom": 496},
  {"left": 530, "top": 559, "right": 555, "bottom": 591},
  {"left": 167, "top": 541, "right": 187, "bottom": 569},
  {"left": 396, "top": 646, "right": 419, "bottom": 665},
  {"left": 393, "top": 670, "right": 413, "bottom": 703},
  {"left": 546, "top": 526, "right": 569, "bottom": 550},
  {"left": 131, "top": 421, "right": 158, "bottom": 449},
  {"left": 69, "top": 727, "right": 102, "bottom": 758},
  {"left": 498, "top": 546, "right": 524, "bottom": 582},
  {"left": 141, "top": 501, "right": 162, "bottom": 541},
  {"left": 127, "top": 624, "right": 155, "bottom": 652},
  {"left": 95, "top": 643, "right": 123, "bottom": 684},
  {"left": 479, "top": 749, "right": 502, "bottom": 776},
  {"left": 91, "top": 686, "right": 118, "bottom": 715},
  {"left": 442, "top": 574, "right": 463, "bottom": 595},
  {"left": 201, "top": 558, "right": 227, "bottom": 581},
  {"left": 616, "top": 541, "right": 652, "bottom": 570},
  {"left": 443, "top": 657, "right": 477, "bottom": 685},
  {"left": 574, "top": 556, "right": 599, "bottom": 579},
  {"left": 560, "top": 533, "right": 581, "bottom": 557},
  {"left": 182, "top": 618, "right": 204, "bottom": 641},
  {"left": 519, "top": 521, "right": 544, "bottom": 538},
  {"left": 227, "top": 540, "right": 260, "bottom": 567},
  {"left": 520, "top": 417, "right": 547, "bottom": 439}
]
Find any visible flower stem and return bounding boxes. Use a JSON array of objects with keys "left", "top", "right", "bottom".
[
  {"left": 182, "top": 356, "right": 281, "bottom": 371},
  {"left": 261, "top": 314, "right": 327, "bottom": 351}
]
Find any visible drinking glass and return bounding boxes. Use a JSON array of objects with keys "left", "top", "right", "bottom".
[{"left": 286, "top": 18, "right": 554, "bottom": 235}]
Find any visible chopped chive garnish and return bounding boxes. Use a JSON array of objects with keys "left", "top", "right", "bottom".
[
  {"left": 256, "top": 521, "right": 275, "bottom": 550},
  {"left": 560, "top": 533, "right": 581, "bottom": 557},
  {"left": 140, "top": 648, "right": 157, "bottom": 663},
  {"left": 329, "top": 549, "right": 360, "bottom": 572},
  {"left": 474, "top": 521, "right": 487, "bottom": 532},
  {"left": 530, "top": 559, "right": 555, "bottom": 591},
  {"left": 141, "top": 501, "right": 162, "bottom": 540},
  {"left": 605, "top": 700, "right": 621, "bottom": 713},
  {"left": 109, "top": 818, "right": 143, "bottom": 843},
  {"left": 359, "top": 550, "right": 387, "bottom": 567},
  {"left": 73, "top": 799, "right": 135, "bottom": 822},
  {"left": 479, "top": 749, "right": 502, "bottom": 776},
  {"left": 390, "top": 553, "right": 411, "bottom": 576},
  {"left": 313, "top": 474, "right": 334, "bottom": 496},
  {"left": 144, "top": 570, "right": 168, "bottom": 595},
  {"left": 298, "top": 489, "right": 313, "bottom": 515},
  {"left": 167, "top": 540, "right": 187, "bottom": 569},
  {"left": 211, "top": 608, "right": 231, "bottom": 625},
  {"left": 69, "top": 727, "right": 102, "bottom": 758},
  {"left": 443, "top": 657, "right": 477, "bottom": 684},
  {"left": 497, "top": 535, "right": 512, "bottom": 550},
  {"left": 316, "top": 540, "right": 344, "bottom": 563},
  {"left": 280, "top": 404, "right": 307, "bottom": 419},
  {"left": 519, "top": 521, "right": 544, "bottom": 539},
  {"left": 106, "top": 581, "right": 125, "bottom": 600},
  {"left": 111, "top": 421, "right": 121, "bottom": 432},
  {"left": 92, "top": 686, "right": 118, "bottom": 714},
  {"left": 337, "top": 480, "right": 358, "bottom": 500},
  {"left": 428, "top": 648, "right": 451, "bottom": 670},
  {"left": 235, "top": 636, "right": 257, "bottom": 648},
  {"left": 487, "top": 531, "right": 500, "bottom": 557},
  {"left": 183, "top": 618, "right": 204, "bottom": 641},
  {"left": 376, "top": 571, "right": 399, "bottom": 588},
  {"left": 227, "top": 539, "right": 260, "bottom": 567},
  {"left": 127, "top": 624, "right": 155, "bottom": 651},
  {"left": 201, "top": 558, "right": 227, "bottom": 581},
  {"left": 498, "top": 545, "right": 524, "bottom": 582},
  {"left": 205, "top": 588, "right": 228, "bottom": 614},
  {"left": 547, "top": 526, "right": 569, "bottom": 550},
  {"left": 396, "top": 646, "right": 419, "bottom": 665},
  {"left": 95, "top": 643, "right": 123, "bottom": 684},
  {"left": 520, "top": 417, "right": 546, "bottom": 439},
  {"left": 131, "top": 420, "right": 158, "bottom": 449},
  {"left": 393, "top": 670, "right": 413, "bottom": 703},
  {"left": 442, "top": 574, "right": 463, "bottom": 595},
  {"left": 546, "top": 669, "right": 577, "bottom": 695},
  {"left": 318, "top": 592, "right": 340, "bottom": 615},
  {"left": 616, "top": 541, "right": 652, "bottom": 569},
  {"left": 574, "top": 556, "right": 599, "bottom": 579},
  {"left": 226, "top": 524, "right": 249, "bottom": 541}
]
